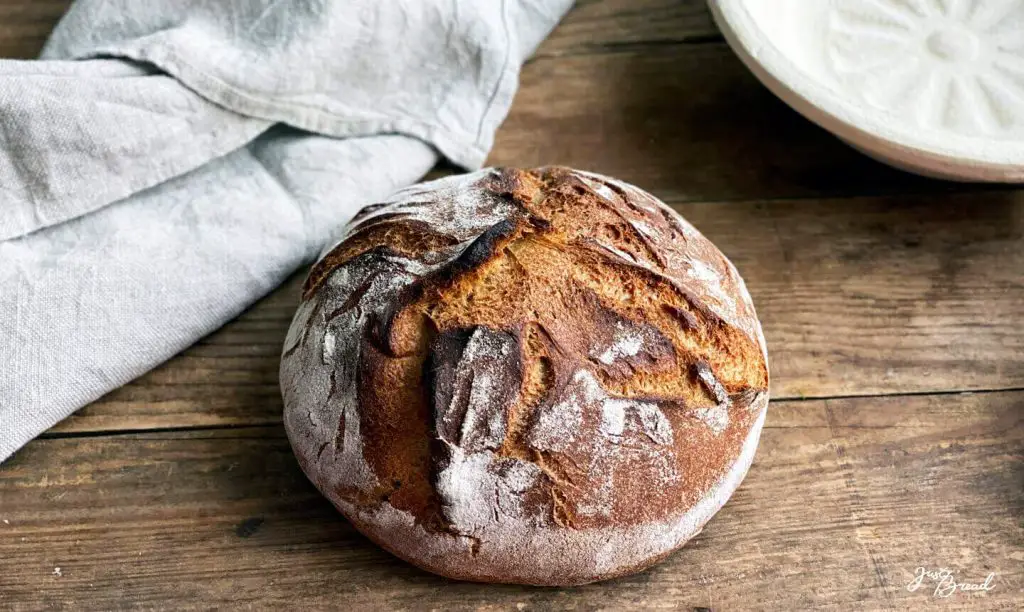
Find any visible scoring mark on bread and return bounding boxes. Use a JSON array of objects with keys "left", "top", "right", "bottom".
[{"left": 429, "top": 327, "right": 522, "bottom": 453}]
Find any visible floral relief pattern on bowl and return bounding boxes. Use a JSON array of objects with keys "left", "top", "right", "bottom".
[{"left": 825, "top": 0, "right": 1024, "bottom": 138}]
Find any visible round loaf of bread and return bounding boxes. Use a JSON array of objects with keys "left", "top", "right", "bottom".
[{"left": 280, "top": 167, "right": 769, "bottom": 586}]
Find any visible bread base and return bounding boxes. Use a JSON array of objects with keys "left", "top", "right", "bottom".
[{"left": 326, "top": 396, "right": 767, "bottom": 586}]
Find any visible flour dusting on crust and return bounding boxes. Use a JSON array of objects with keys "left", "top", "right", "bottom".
[
  {"left": 594, "top": 321, "right": 645, "bottom": 365},
  {"left": 351, "top": 405, "right": 767, "bottom": 585},
  {"left": 281, "top": 167, "right": 770, "bottom": 585},
  {"left": 436, "top": 448, "right": 545, "bottom": 534},
  {"left": 529, "top": 370, "right": 678, "bottom": 518},
  {"left": 694, "top": 361, "right": 732, "bottom": 435}
]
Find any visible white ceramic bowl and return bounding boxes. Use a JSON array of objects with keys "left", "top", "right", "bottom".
[{"left": 710, "top": 0, "right": 1024, "bottom": 182}]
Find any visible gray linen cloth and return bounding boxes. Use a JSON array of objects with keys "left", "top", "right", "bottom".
[{"left": 0, "top": 0, "right": 573, "bottom": 461}]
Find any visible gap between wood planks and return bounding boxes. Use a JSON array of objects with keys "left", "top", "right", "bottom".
[
  {"left": 33, "top": 386, "right": 1024, "bottom": 440},
  {"left": 526, "top": 34, "right": 726, "bottom": 63},
  {"left": 425, "top": 166, "right": 1015, "bottom": 208}
]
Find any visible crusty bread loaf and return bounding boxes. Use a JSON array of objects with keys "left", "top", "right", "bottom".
[{"left": 280, "top": 167, "right": 769, "bottom": 586}]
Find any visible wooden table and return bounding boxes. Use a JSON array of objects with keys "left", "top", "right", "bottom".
[{"left": 2, "top": 1, "right": 1022, "bottom": 609}]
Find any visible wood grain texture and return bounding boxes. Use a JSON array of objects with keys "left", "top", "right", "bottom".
[
  {"left": 532, "top": 0, "right": 719, "bottom": 58},
  {"left": 491, "top": 42, "right": 993, "bottom": 204},
  {"left": 3, "top": 393, "right": 1021, "bottom": 610},
  {"left": 51, "top": 193, "right": 1024, "bottom": 434},
  {"left": 685, "top": 192, "right": 1024, "bottom": 400},
  {"left": 0, "top": 0, "right": 69, "bottom": 58}
]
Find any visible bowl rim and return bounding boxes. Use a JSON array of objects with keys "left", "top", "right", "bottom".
[{"left": 709, "top": 0, "right": 1024, "bottom": 180}]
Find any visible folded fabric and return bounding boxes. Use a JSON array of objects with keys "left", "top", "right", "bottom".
[{"left": 0, "top": 0, "right": 573, "bottom": 462}]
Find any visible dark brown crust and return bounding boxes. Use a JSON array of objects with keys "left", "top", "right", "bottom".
[{"left": 282, "top": 167, "right": 769, "bottom": 586}]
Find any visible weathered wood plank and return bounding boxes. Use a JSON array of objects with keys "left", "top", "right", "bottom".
[
  {"left": 532, "top": 0, "right": 718, "bottom": 58},
  {"left": 51, "top": 192, "right": 1024, "bottom": 433},
  {"left": 0, "top": 1, "right": 69, "bottom": 58},
  {"left": 492, "top": 43, "right": 989, "bottom": 204},
  {"left": 684, "top": 192, "right": 1024, "bottom": 400},
  {"left": 4, "top": 392, "right": 1021, "bottom": 609}
]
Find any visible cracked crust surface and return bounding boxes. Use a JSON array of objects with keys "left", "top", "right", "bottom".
[{"left": 280, "top": 167, "right": 770, "bottom": 585}]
